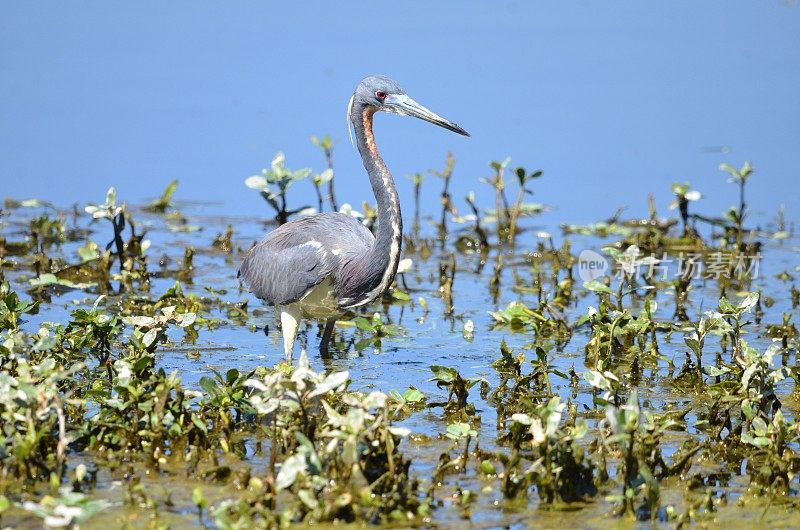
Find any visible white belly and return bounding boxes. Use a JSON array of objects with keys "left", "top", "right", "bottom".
[{"left": 296, "top": 277, "right": 340, "bottom": 319}]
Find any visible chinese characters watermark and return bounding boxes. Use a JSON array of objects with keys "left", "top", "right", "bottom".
[{"left": 578, "top": 247, "right": 761, "bottom": 282}]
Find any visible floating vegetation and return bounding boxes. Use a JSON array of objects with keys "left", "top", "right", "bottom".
[{"left": 0, "top": 153, "right": 799, "bottom": 528}]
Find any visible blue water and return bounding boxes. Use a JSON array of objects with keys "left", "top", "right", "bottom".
[
  {"left": 1, "top": 1, "right": 799, "bottom": 227},
  {"left": 2, "top": 6, "right": 799, "bottom": 524}
]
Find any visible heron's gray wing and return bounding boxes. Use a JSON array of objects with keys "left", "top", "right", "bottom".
[
  {"left": 238, "top": 213, "right": 373, "bottom": 306},
  {"left": 239, "top": 239, "right": 335, "bottom": 306}
]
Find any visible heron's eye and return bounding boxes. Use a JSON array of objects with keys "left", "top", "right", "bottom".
[{"left": 375, "top": 91, "right": 387, "bottom": 101}]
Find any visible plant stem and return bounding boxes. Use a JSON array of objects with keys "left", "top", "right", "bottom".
[
  {"left": 507, "top": 185, "right": 525, "bottom": 249},
  {"left": 313, "top": 183, "right": 324, "bottom": 212},
  {"left": 413, "top": 179, "right": 421, "bottom": 236}
]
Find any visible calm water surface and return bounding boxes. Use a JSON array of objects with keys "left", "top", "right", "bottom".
[
  {"left": 2, "top": 2, "right": 800, "bottom": 527},
  {"left": 1, "top": 1, "right": 799, "bottom": 228}
]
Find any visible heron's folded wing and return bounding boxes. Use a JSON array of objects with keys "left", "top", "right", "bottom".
[{"left": 238, "top": 241, "right": 336, "bottom": 306}]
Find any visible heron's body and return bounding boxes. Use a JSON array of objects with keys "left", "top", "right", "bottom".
[{"left": 239, "top": 75, "right": 468, "bottom": 360}]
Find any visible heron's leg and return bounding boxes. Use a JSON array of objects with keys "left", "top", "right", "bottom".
[
  {"left": 279, "top": 306, "right": 301, "bottom": 362},
  {"left": 319, "top": 318, "right": 336, "bottom": 357}
]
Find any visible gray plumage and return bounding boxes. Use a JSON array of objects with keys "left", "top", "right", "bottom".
[
  {"left": 239, "top": 213, "right": 373, "bottom": 308},
  {"left": 239, "top": 75, "right": 469, "bottom": 361}
]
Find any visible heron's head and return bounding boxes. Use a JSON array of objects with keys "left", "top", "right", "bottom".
[{"left": 348, "top": 75, "right": 469, "bottom": 137}]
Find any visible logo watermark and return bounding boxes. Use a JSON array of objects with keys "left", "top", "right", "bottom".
[
  {"left": 577, "top": 247, "right": 761, "bottom": 281},
  {"left": 578, "top": 249, "right": 609, "bottom": 282}
]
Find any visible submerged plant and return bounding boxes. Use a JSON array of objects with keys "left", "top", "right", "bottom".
[
  {"left": 603, "top": 389, "right": 697, "bottom": 520},
  {"left": 85, "top": 187, "right": 127, "bottom": 267},
  {"left": 740, "top": 407, "right": 800, "bottom": 494},
  {"left": 124, "top": 305, "right": 196, "bottom": 354},
  {"left": 65, "top": 302, "right": 121, "bottom": 377},
  {"left": 428, "top": 365, "right": 485, "bottom": 417},
  {"left": 83, "top": 358, "right": 209, "bottom": 461}
]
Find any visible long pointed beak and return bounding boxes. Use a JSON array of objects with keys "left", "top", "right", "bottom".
[{"left": 384, "top": 94, "right": 470, "bottom": 137}]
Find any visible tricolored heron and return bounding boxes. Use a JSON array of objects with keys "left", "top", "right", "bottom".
[{"left": 239, "top": 75, "right": 469, "bottom": 360}]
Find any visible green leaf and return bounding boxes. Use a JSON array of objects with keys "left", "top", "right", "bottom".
[
  {"left": 192, "top": 487, "right": 207, "bottom": 509},
  {"left": 718, "top": 297, "right": 736, "bottom": 314},
  {"left": 199, "top": 376, "right": 218, "bottom": 395},
  {"left": 276, "top": 453, "right": 306, "bottom": 491},
  {"left": 446, "top": 422, "right": 476, "bottom": 439},
  {"left": 583, "top": 370, "right": 612, "bottom": 392},
  {"left": 737, "top": 292, "right": 759, "bottom": 312},
  {"left": 402, "top": 388, "right": 425, "bottom": 403},
  {"left": 353, "top": 317, "right": 375, "bottom": 332},
  {"left": 429, "top": 365, "right": 458, "bottom": 383},
  {"left": 511, "top": 413, "right": 533, "bottom": 426},
  {"left": 142, "top": 328, "right": 158, "bottom": 348},
  {"left": 751, "top": 416, "right": 768, "bottom": 436},
  {"left": 741, "top": 431, "right": 770, "bottom": 447},
  {"left": 702, "top": 365, "right": 730, "bottom": 377},
  {"left": 741, "top": 400, "right": 755, "bottom": 420},
  {"left": 307, "top": 370, "right": 349, "bottom": 399},
  {"left": 391, "top": 290, "right": 411, "bottom": 301},
  {"left": 75, "top": 464, "right": 87, "bottom": 483},
  {"left": 146, "top": 180, "right": 179, "bottom": 212},
  {"left": 28, "top": 273, "right": 59, "bottom": 287},
  {"left": 297, "top": 489, "right": 319, "bottom": 509},
  {"left": 192, "top": 415, "right": 208, "bottom": 433},
  {"left": 583, "top": 279, "right": 613, "bottom": 294}
]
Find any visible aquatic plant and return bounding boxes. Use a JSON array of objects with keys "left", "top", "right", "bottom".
[
  {"left": 245, "top": 152, "right": 312, "bottom": 225},
  {"left": 311, "top": 134, "right": 338, "bottom": 210},
  {"left": 719, "top": 160, "right": 753, "bottom": 247},
  {"left": 1, "top": 154, "right": 799, "bottom": 527},
  {"left": 432, "top": 152, "right": 456, "bottom": 241},
  {"left": 669, "top": 182, "right": 701, "bottom": 236},
  {"left": 0, "top": 358, "right": 78, "bottom": 482},
  {"left": 507, "top": 165, "right": 543, "bottom": 248},
  {"left": 21, "top": 488, "right": 110, "bottom": 529},
  {"left": 504, "top": 397, "right": 596, "bottom": 503},
  {"left": 428, "top": 365, "right": 485, "bottom": 417},
  {"left": 244, "top": 352, "right": 425, "bottom": 525},
  {"left": 144, "top": 179, "right": 179, "bottom": 213},
  {"left": 352, "top": 312, "right": 401, "bottom": 351},
  {"left": 0, "top": 281, "right": 38, "bottom": 332}
]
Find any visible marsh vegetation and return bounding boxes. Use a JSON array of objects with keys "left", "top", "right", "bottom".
[{"left": 0, "top": 152, "right": 798, "bottom": 529}]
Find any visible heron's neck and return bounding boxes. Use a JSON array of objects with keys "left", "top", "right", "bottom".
[{"left": 351, "top": 104, "right": 403, "bottom": 296}]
